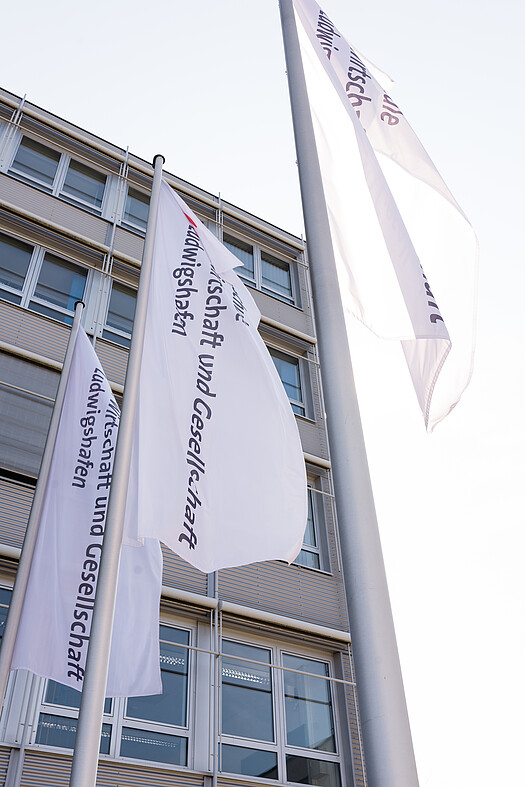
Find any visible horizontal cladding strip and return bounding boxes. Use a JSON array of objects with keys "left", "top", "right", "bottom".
[
  {"left": 0, "top": 198, "right": 140, "bottom": 268},
  {"left": 0, "top": 544, "right": 350, "bottom": 644}
]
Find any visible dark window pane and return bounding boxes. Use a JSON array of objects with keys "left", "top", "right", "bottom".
[
  {"left": 44, "top": 680, "right": 111, "bottom": 714},
  {"left": 11, "top": 137, "right": 60, "bottom": 186},
  {"left": 0, "top": 233, "right": 33, "bottom": 293},
  {"left": 286, "top": 755, "right": 341, "bottom": 787},
  {"left": 120, "top": 727, "right": 187, "bottom": 765},
  {"left": 126, "top": 627, "right": 189, "bottom": 726},
  {"left": 223, "top": 236, "right": 255, "bottom": 279},
  {"left": 123, "top": 188, "right": 149, "bottom": 231},
  {"left": 102, "top": 282, "right": 136, "bottom": 347},
  {"left": 261, "top": 251, "right": 292, "bottom": 299},
  {"left": 284, "top": 655, "right": 335, "bottom": 752},
  {"left": 222, "top": 640, "right": 274, "bottom": 742},
  {"left": 221, "top": 744, "right": 278, "bottom": 779},
  {"left": 0, "top": 352, "right": 59, "bottom": 476},
  {"left": 35, "top": 714, "right": 111, "bottom": 754},
  {"left": 269, "top": 349, "right": 305, "bottom": 416},
  {"left": 62, "top": 160, "right": 106, "bottom": 208},
  {"left": 32, "top": 254, "right": 86, "bottom": 315},
  {"left": 295, "top": 549, "right": 321, "bottom": 570}
]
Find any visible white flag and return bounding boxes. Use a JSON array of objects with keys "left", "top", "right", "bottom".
[
  {"left": 11, "top": 328, "right": 162, "bottom": 697},
  {"left": 293, "top": 0, "right": 477, "bottom": 430},
  {"left": 126, "top": 181, "right": 307, "bottom": 574}
]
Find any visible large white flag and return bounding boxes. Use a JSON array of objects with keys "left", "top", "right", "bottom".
[
  {"left": 293, "top": 0, "right": 477, "bottom": 430},
  {"left": 11, "top": 328, "right": 162, "bottom": 697},
  {"left": 126, "top": 181, "right": 307, "bottom": 574}
]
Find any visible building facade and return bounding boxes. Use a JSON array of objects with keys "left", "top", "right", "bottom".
[{"left": 0, "top": 87, "right": 366, "bottom": 787}]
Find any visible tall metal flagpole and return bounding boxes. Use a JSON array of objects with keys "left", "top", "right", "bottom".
[
  {"left": 278, "top": 2, "right": 419, "bottom": 786},
  {"left": 0, "top": 300, "right": 85, "bottom": 710},
  {"left": 69, "top": 154, "right": 165, "bottom": 787}
]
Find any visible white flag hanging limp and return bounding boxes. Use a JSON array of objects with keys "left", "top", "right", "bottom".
[
  {"left": 293, "top": 0, "right": 478, "bottom": 430},
  {"left": 11, "top": 328, "right": 162, "bottom": 697},
  {"left": 126, "top": 181, "right": 307, "bottom": 574}
]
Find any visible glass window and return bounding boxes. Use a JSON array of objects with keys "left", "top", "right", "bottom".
[
  {"left": 35, "top": 714, "right": 111, "bottom": 754},
  {"left": 44, "top": 680, "right": 111, "bottom": 714},
  {"left": 221, "top": 744, "right": 278, "bottom": 779},
  {"left": 11, "top": 137, "right": 61, "bottom": 187},
  {"left": 102, "top": 282, "right": 136, "bottom": 347},
  {"left": 126, "top": 626, "right": 189, "bottom": 727},
  {"left": 261, "top": 251, "right": 292, "bottom": 301},
  {"left": 30, "top": 254, "right": 87, "bottom": 324},
  {"left": 0, "top": 353, "right": 59, "bottom": 477},
  {"left": 222, "top": 640, "right": 274, "bottom": 742},
  {"left": 120, "top": 727, "right": 187, "bottom": 765},
  {"left": 0, "top": 233, "right": 34, "bottom": 305},
  {"left": 62, "top": 160, "right": 106, "bottom": 209},
  {"left": 283, "top": 654, "right": 336, "bottom": 753},
  {"left": 286, "top": 754, "right": 341, "bottom": 787},
  {"left": 295, "top": 490, "right": 321, "bottom": 570},
  {"left": 269, "top": 348, "right": 305, "bottom": 416},
  {"left": 123, "top": 188, "right": 149, "bottom": 231},
  {"left": 0, "top": 588, "right": 11, "bottom": 642},
  {"left": 223, "top": 235, "right": 255, "bottom": 280}
]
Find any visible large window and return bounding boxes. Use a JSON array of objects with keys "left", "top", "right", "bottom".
[
  {"left": 220, "top": 640, "right": 342, "bottom": 785},
  {"left": 224, "top": 233, "right": 295, "bottom": 304},
  {"left": 33, "top": 625, "right": 191, "bottom": 766},
  {"left": 0, "top": 352, "right": 59, "bottom": 477},
  {"left": 123, "top": 187, "right": 150, "bottom": 232},
  {"left": 269, "top": 347, "right": 305, "bottom": 416},
  {"left": 0, "top": 232, "right": 88, "bottom": 325},
  {"left": 102, "top": 281, "right": 136, "bottom": 348},
  {"left": 8, "top": 135, "right": 107, "bottom": 214},
  {"left": 295, "top": 489, "right": 322, "bottom": 570}
]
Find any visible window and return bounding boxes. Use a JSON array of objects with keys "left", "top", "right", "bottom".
[
  {"left": 61, "top": 160, "right": 106, "bottom": 209},
  {"left": 220, "top": 640, "right": 342, "bottom": 785},
  {"left": 10, "top": 136, "right": 61, "bottom": 188},
  {"left": 0, "top": 588, "right": 11, "bottom": 643},
  {"left": 295, "top": 490, "right": 321, "bottom": 570},
  {"left": 102, "top": 282, "right": 136, "bottom": 348},
  {"left": 0, "top": 232, "right": 88, "bottom": 325},
  {"left": 0, "top": 234, "right": 33, "bottom": 305},
  {"left": 269, "top": 348, "right": 305, "bottom": 416},
  {"left": 223, "top": 233, "right": 295, "bottom": 304},
  {"left": 8, "top": 135, "right": 107, "bottom": 214},
  {"left": 33, "top": 625, "right": 191, "bottom": 766},
  {"left": 123, "top": 187, "right": 150, "bottom": 232},
  {"left": 0, "top": 352, "right": 59, "bottom": 477}
]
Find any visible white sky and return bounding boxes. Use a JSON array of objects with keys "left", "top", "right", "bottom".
[{"left": 2, "top": 1, "right": 524, "bottom": 785}]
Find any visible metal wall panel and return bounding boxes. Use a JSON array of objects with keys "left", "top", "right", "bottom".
[
  {"left": 0, "top": 478, "right": 33, "bottom": 548},
  {"left": 0, "top": 746, "right": 10, "bottom": 784},
  {"left": 161, "top": 544, "right": 208, "bottom": 596},
  {"left": 218, "top": 560, "right": 348, "bottom": 630},
  {"left": 0, "top": 302, "right": 69, "bottom": 365}
]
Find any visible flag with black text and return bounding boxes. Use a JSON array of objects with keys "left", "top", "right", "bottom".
[
  {"left": 293, "top": 0, "right": 477, "bottom": 430},
  {"left": 11, "top": 328, "right": 162, "bottom": 697},
  {"left": 125, "top": 181, "right": 307, "bottom": 573}
]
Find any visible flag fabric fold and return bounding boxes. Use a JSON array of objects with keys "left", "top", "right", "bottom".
[
  {"left": 125, "top": 180, "right": 307, "bottom": 574},
  {"left": 292, "top": 0, "right": 477, "bottom": 430},
  {"left": 11, "top": 328, "right": 162, "bottom": 697}
]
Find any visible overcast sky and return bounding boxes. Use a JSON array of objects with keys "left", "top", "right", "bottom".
[{"left": 2, "top": 1, "right": 524, "bottom": 785}]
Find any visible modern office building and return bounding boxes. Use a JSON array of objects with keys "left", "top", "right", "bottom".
[{"left": 0, "top": 86, "right": 367, "bottom": 787}]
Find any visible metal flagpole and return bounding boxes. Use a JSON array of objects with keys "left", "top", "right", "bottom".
[
  {"left": 278, "top": 2, "right": 419, "bottom": 786},
  {"left": 0, "top": 300, "right": 85, "bottom": 711},
  {"left": 69, "top": 154, "right": 165, "bottom": 787}
]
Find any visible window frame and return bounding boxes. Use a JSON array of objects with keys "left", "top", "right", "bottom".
[
  {"left": 219, "top": 633, "right": 343, "bottom": 784},
  {"left": 223, "top": 232, "right": 298, "bottom": 306},
  {"left": 101, "top": 279, "right": 137, "bottom": 348},
  {"left": 30, "top": 621, "right": 194, "bottom": 766},
  {"left": 121, "top": 185, "right": 150, "bottom": 233},
  {"left": 0, "top": 231, "right": 91, "bottom": 326},
  {"left": 7, "top": 133, "right": 110, "bottom": 216}
]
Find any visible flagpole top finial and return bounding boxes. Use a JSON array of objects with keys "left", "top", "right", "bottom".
[{"left": 153, "top": 154, "right": 165, "bottom": 167}]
